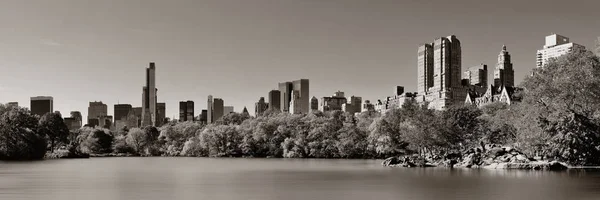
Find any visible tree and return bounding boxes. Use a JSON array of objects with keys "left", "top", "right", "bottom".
[
  {"left": 126, "top": 128, "right": 147, "bottom": 154},
  {"left": 0, "top": 106, "right": 47, "bottom": 160},
  {"left": 38, "top": 112, "right": 69, "bottom": 152}
]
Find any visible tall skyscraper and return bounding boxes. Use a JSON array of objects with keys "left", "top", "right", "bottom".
[
  {"left": 88, "top": 101, "right": 107, "bottom": 126},
  {"left": 417, "top": 43, "right": 434, "bottom": 95},
  {"left": 536, "top": 34, "right": 585, "bottom": 68},
  {"left": 464, "top": 64, "right": 488, "bottom": 87},
  {"left": 207, "top": 95, "right": 213, "bottom": 124},
  {"left": 595, "top": 37, "right": 600, "bottom": 57},
  {"left": 114, "top": 104, "right": 132, "bottom": 122},
  {"left": 417, "top": 35, "right": 465, "bottom": 110},
  {"left": 157, "top": 102, "right": 166, "bottom": 126},
  {"left": 30, "top": 96, "right": 53, "bottom": 117},
  {"left": 279, "top": 79, "right": 309, "bottom": 114},
  {"left": 268, "top": 90, "right": 281, "bottom": 111},
  {"left": 255, "top": 97, "right": 268, "bottom": 116},
  {"left": 494, "top": 45, "right": 515, "bottom": 87},
  {"left": 213, "top": 98, "right": 224, "bottom": 122},
  {"left": 179, "top": 101, "right": 194, "bottom": 122},
  {"left": 200, "top": 109, "right": 208, "bottom": 123},
  {"left": 142, "top": 62, "right": 157, "bottom": 126}
]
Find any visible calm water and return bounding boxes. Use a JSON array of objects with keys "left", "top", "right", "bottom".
[{"left": 1, "top": 158, "right": 599, "bottom": 200}]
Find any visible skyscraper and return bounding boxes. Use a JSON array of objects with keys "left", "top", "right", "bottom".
[
  {"left": 417, "top": 35, "right": 465, "bottom": 110},
  {"left": 179, "top": 101, "right": 194, "bottom": 122},
  {"left": 213, "top": 98, "right": 224, "bottom": 122},
  {"left": 30, "top": 96, "right": 53, "bottom": 117},
  {"left": 464, "top": 64, "right": 488, "bottom": 87},
  {"left": 207, "top": 95, "right": 213, "bottom": 124},
  {"left": 268, "top": 90, "right": 281, "bottom": 111},
  {"left": 157, "top": 102, "right": 166, "bottom": 126},
  {"left": 255, "top": 97, "right": 268, "bottom": 116},
  {"left": 114, "top": 104, "right": 132, "bottom": 122},
  {"left": 279, "top": 79, "right": 309, "bottom": 114},
  {"left": 200, "top": 109, "right": 208, "bottom": 123},
  {"left": 88, "top": 101, "right": 107, "bottom": 126},
  {"left": 536, "top": 34, "right": 585, "bottom": 68},
  {"left": 142, "top": 62, "right": 157, "bottom": 126},
  {"left": 494, "top": 45, "right": 515, "bottom": 87}
]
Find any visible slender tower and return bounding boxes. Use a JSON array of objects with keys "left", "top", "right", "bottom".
[
  {"left": 207, "top": 95, "right": 213, "bottom": 124},
  {"left": 494, "top": 45, "right": 514, "bottom": 87},
  {"left": 142, "top": 62, "right": 157, "bottom": 126}
]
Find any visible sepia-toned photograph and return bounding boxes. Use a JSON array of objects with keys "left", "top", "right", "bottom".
[{"left": 0, "top": 0, "right": 599, "bottom": 199}]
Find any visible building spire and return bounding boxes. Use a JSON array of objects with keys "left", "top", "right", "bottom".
[{"left": 502, "top": 44, "right": 506, "bottom": 51}]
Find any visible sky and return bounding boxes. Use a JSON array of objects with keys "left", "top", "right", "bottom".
[{"left": 0, "top": 0, "right": 599, "bottom": 119}]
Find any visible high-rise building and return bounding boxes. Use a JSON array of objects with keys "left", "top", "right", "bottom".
[
  {"left": 342, "top": 96, "right": 363, "bottom": 114},
  {"left": 310, "top": 96, "right": 318, "bottom": 111},
  {"left": 536, "top": 34, "right": 585, "bottom": 68},
  {"left": 64, "top": 111, "right": 82, "bottom": 131},
  {"left": 114, "top": 104, "right": 132, "bottom": 122},
  {"left": 141, "top": 62, "right": 158, "bottom": 126},
  {"left": 416, "top": 35, "right": 466, "bottom": 110},
  {"left": 224, "top": 106, "right": 234, "bottom": 114},
  {"left": 87, "top": 101, "right": 107, "bottom": 127},
  {"left": 494, "top": 45, "right": 515, "bottom": 87},
  {"left": 207, "top": 95, "right": 213, "bottom": 124},
  {"left": 213, "top": 98, "right": 224, "bottom": 122},
  {"left": 200, "top": 109, "right": 208, "bottom": 123},
  {"left": 595, "top": 37, "right": 600, "bottom": 57},
  {"left": 30, "top": 96, "right": 53, "bottom": 117},
  {"left": 268, "top": 90, "right": 281, "bottom": 111},
  {"left": 464, "top": 64, "right": 488, "bottom": 87},
  {"left": 179, "top": 101, "right": 194, "bottom": 122},
  {"left": 320, "top": 91, "right": 347, "bottom": 112},
  {"left": 157, "top": 102, "right": 166, "bottom": 126},
  {"left": 255, "top": 97, "right": 268, "bottom": 116},
  {"left": 279, "top": 79, "right": 309, "bottom": 114},
  {"left": 7, "top": 102, "right": 18, "bottom": 107}
]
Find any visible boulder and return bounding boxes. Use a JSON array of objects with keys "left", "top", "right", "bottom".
[{"left": 382, "top": 157, "right": 400, "bottom": 166}]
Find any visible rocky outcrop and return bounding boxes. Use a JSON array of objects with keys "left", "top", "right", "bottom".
[{"left": 382, "top": 144, "right": 569, "bottom": 171}]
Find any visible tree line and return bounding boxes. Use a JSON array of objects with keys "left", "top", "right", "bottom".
[{"left": 1, "top": 49, "right": 599, "bottom": 165}]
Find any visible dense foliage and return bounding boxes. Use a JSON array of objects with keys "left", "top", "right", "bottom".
[{"left": 0, "top": 49, "right": 599, "bottom": 165}]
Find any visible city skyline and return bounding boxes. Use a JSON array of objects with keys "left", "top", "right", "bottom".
[{"left": 0, "top": 0, "right": 599, "bottom": 119}]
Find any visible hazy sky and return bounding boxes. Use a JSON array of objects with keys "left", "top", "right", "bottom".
[{"left": 0, "top": 0, "right": 598, "bottom": 119}]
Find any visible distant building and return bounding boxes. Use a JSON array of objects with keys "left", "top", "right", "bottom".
[
  {"left": 255, "top": 97, "right": 268, "bottom": 116},
  {"left": 242, "top": 107, "right": 249, "bottom": 115},
  {"left": 207, "top": 95, "right": 213, "bottom": 124},
  {"left": 157, "top": 102, "right": 166, "bottom": 126},
  {"left": 376, "top": 87, "right": 417, "bottom": 113},
  {"left": 114, "top": 104, "right": 132, "bottom": 123},
  {"left": 88, "top": 101, "right": 107, "bottom": 126},
  {"left": 268, "top": 90, "right": 281, "bottom": 111},
  {"left": 494, "top": 45, "right": 515, "bottom": 87},
  {"left": 179, "top": 101, "right": 194, "bottom": 122},
  {"left": 416, "top": 35, "right": 467, "bottom": 110},
  {"left": 463, "top": 64, "right": 488, "bottom": 87},
  {"left": 279, "top": 79, "right": 309, "bottom": 114},
  {"left": 224, "top": 106, "right": 234, "bottom": 114},
  {"left": 213, "top": 98, "right": 224, "bottom": 122},
  {"left": 465, "top": 85, "right": 523, "bottom": 107},
  {"left": 98, "top": 115, "right": 113, "bottom": 129},
  {"left": 7, "top": 102, "right": 18, "bottom": 107},
  {"left": 70, "top": 111, "right": 82, "bottom": 123},
  {"left": 63, "top": 117, "right": 80, "bottom": 131},
  {"left": 30, "top": 96, "right": 53, "bottom": 117},
  {"left": 362, "top": 100, "right": 375, "bottom": 112},
  {"left": 141, "top": 62, "right": 158, "bottom": 126},
  {"left": 342, "top": 96, "right": 362, "bottom": 114},
  {"left": 536, "top": 34, "right": 585, "bottom": 68},
  {"left": 310, "top": 96, "right": 318, "bottom": 111},
  {"left": 320, "top": 91, "right": 347, "bottom": 112},
  {"left": 200, "top": 109, "right": 208, "bottom": 123}
]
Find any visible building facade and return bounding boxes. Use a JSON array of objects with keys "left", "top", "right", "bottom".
[
  {"left": 213, "top": 98, "right": 224, "bottom": 122},
  {"left": 268, "top": 90, "right": 281, "bottom": 111},
  {"left": 416, "top": 35, "right": 466, "bottom": 110},
  {"left": 362, "top": 100, "right": 375, "bottom": 112},
  {"left": 87, "top": 101, "right": 107, "bottom": 126},
  {"left": 279, "top": 79, "right": 309, "bottom": 114},
  {"left": 157, "top": 102, "right": 166, "bottom": 126},
  {"left": 141, "top": 62, "right": 158, "bottom": 126},
  {"left": 536, "top": 34, "right": 585, "bottom": 68},
  {"left": 179, "top": 101, "right": 194, "bottom": 122},
  {"left": 30, "top": 96, "right": 53, "bottom": 117},
  {"left": 320, "top": 91, "right": 347, "bottom": 112},
  {"left": 224, "top": 106, "right": 234, "bottom": 115},
  {"left": 207, "top": 95, "right": 213, "bottom": 124},
  {"left": 200, "top": 109, "right": 208, "bottom": 124},
  {"left": 463, "top": 64, "right": 487, "bottom": 87},
  {"left": 342, "top": 96, "right": 363, "bottom": 114},
  {"left": 494, "top": 45, "right": 515, "bottom": 87},
  {"left": 310, "top": 96, "right": 318, "bottom": 111},
  {"left": 255, "top": 97, "right": 268, "bottom": 116},
  {"left": 7, "top": 102, "right": 18, "bottom": 107},
  {"left": 465, "top": 85, "right": 523, "bottom": 107},
  {"left": 114, "top": 104, "right": 132, "bottom": 122}
]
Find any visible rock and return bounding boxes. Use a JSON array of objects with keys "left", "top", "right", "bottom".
[
  {"left": 382, "top": 157, "right": 400, "bottom": 166},
  {"left": 547, "top": 161, "right": 568, "bottom": 171},
  {"left": 515, "top": 155, "right": 528, "bottom": 162},
  {"left": 488, "top": 147, "right": 506, "bottom": 157}
]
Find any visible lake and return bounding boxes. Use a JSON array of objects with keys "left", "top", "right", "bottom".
[{"left": 0, "top": 158, "right": 599, "bottom": 200}]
